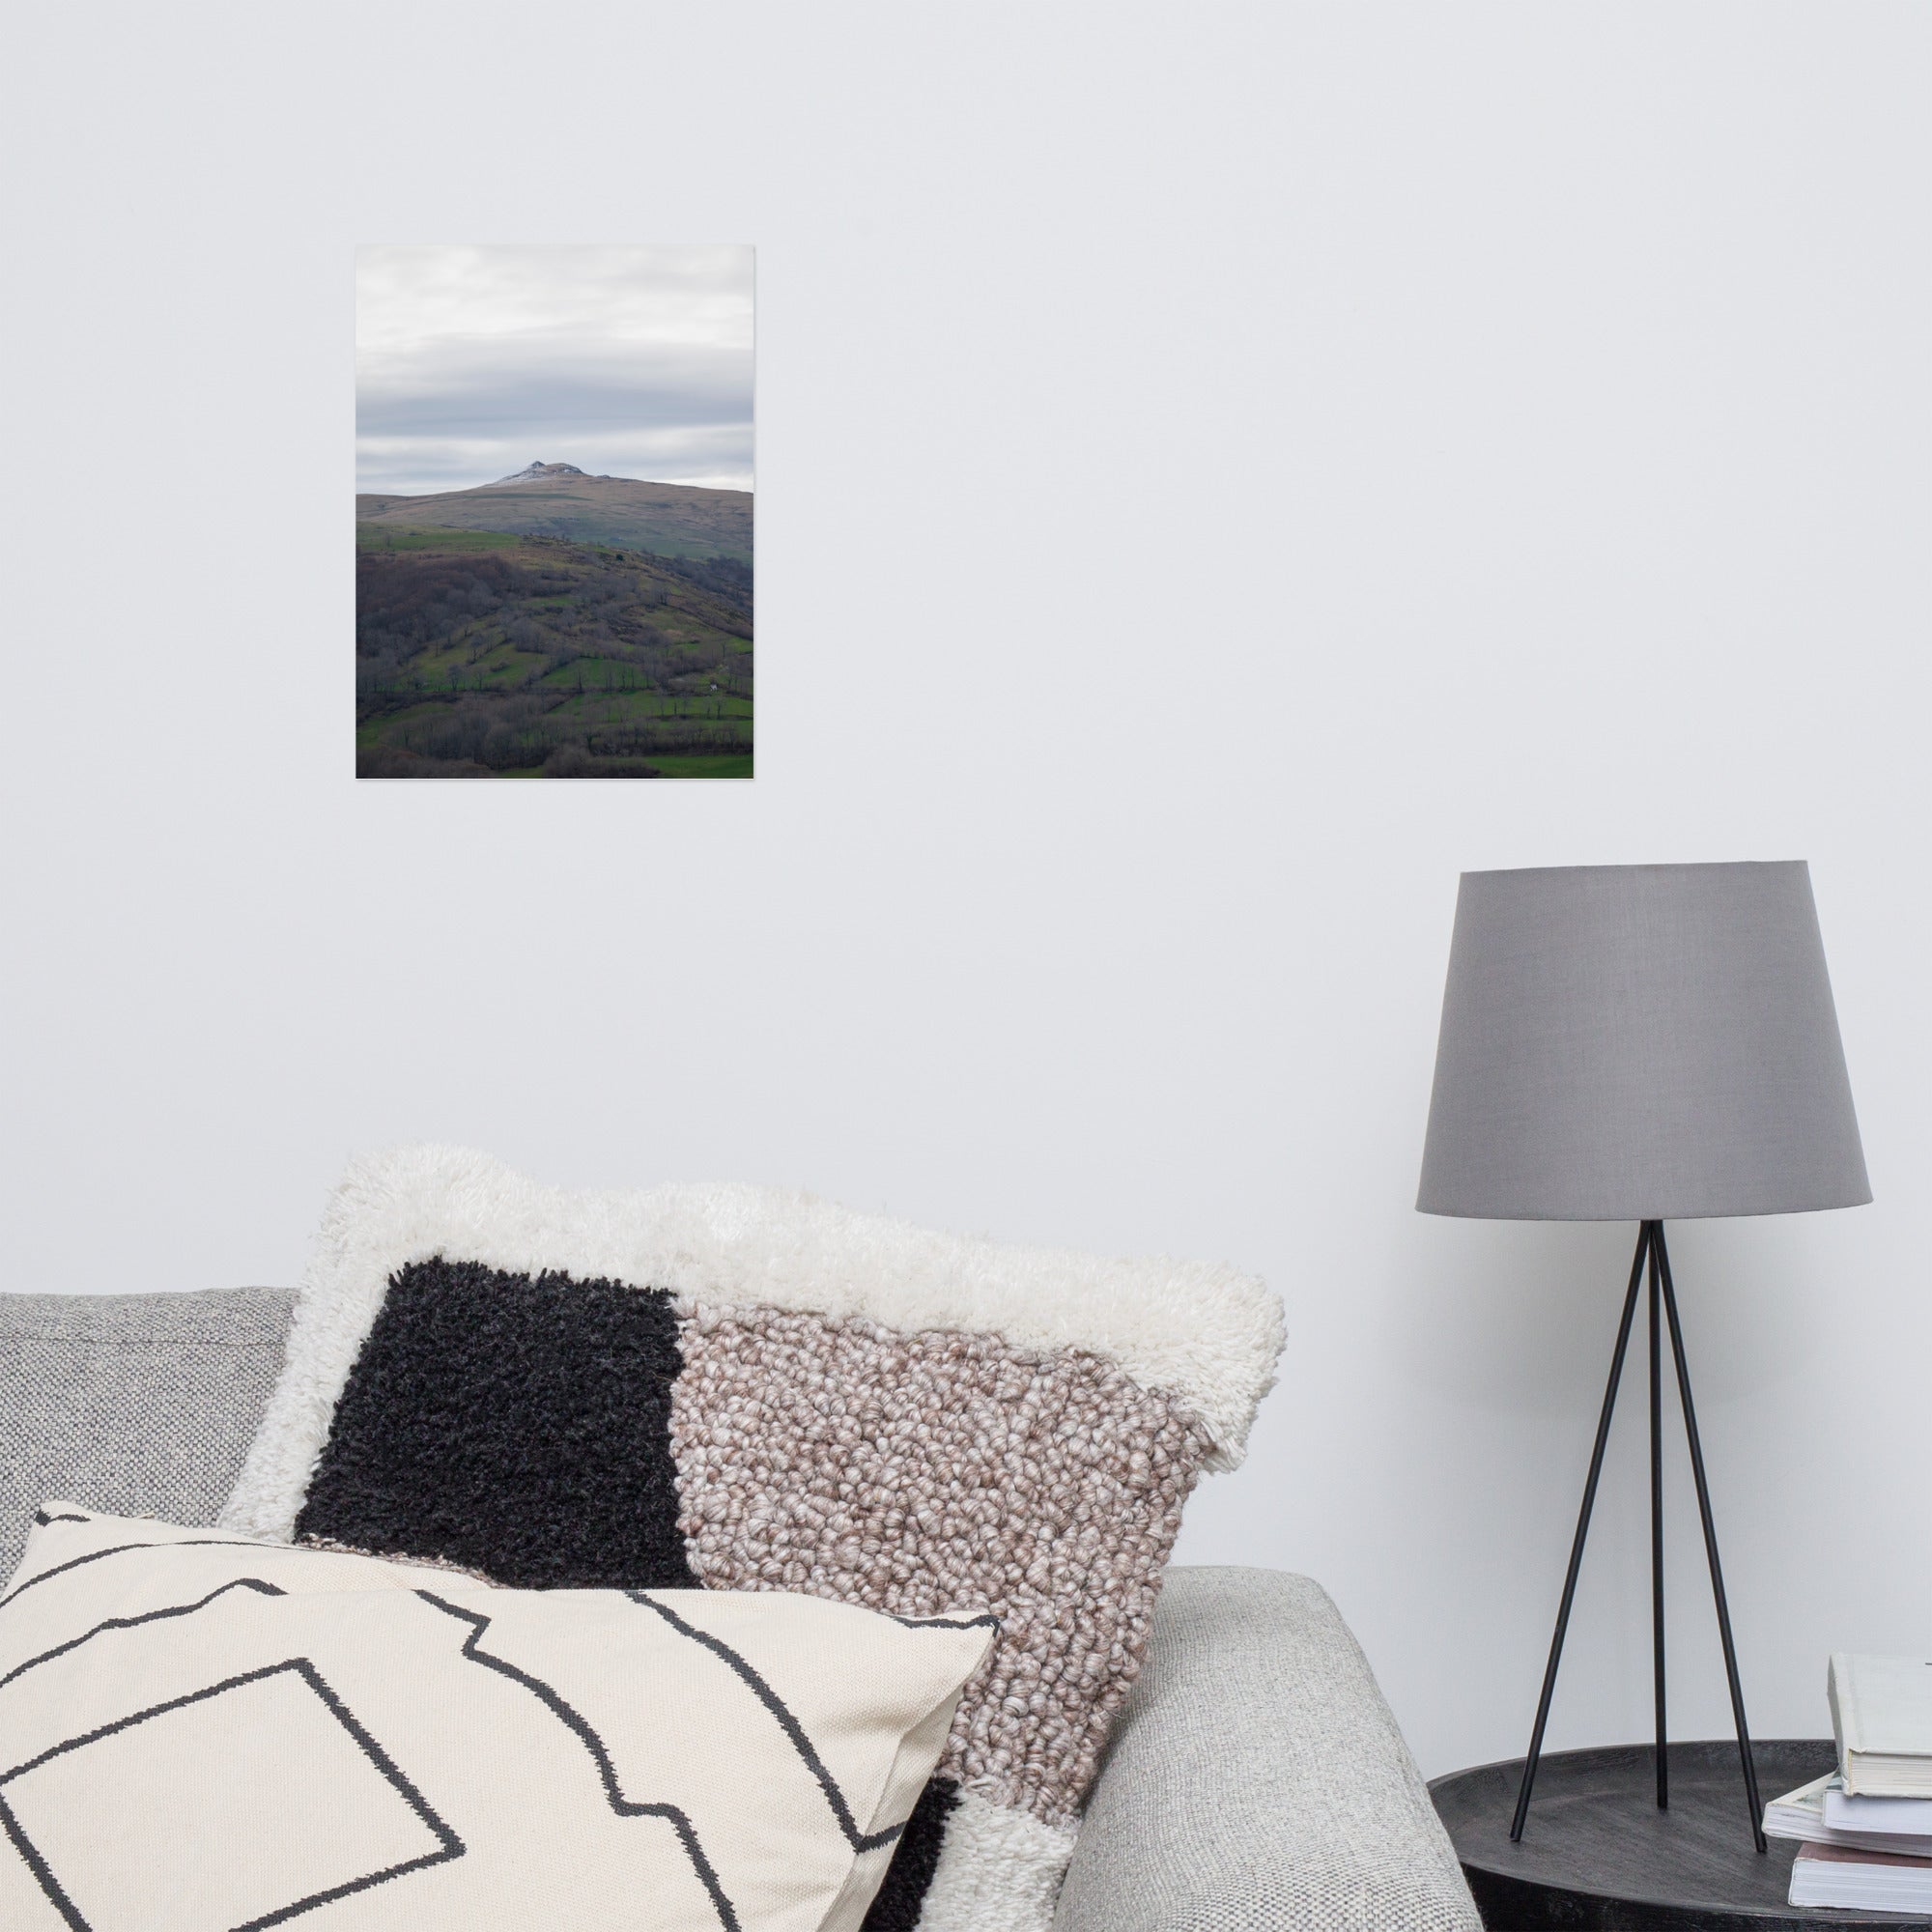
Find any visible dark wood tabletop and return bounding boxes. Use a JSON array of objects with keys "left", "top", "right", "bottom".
[{"left": 1431, "top": 1740, "right": 1932, "bottom": 1929}]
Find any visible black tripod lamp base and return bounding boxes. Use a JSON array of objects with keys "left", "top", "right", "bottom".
[{"left": 1508, "top": 1221, "right": 1766, "bottom": 1855}]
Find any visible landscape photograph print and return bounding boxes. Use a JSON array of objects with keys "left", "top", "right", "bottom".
[{"left": 356, "top": 244, "right": 753, "bottom": 779}]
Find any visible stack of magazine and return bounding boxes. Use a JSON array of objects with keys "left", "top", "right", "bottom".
[{"left": 1763, "top": 1654, "right": 1932, "bottom": 1913}]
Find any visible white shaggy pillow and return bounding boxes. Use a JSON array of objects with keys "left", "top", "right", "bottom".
[{"left": 0, "top": 1506, "right": 994, "bottom": 1932}]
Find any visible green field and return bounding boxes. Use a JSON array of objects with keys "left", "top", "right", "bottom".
[
  {"left": 356, "top": 525, "right": 752, "bottom": 780},
  {"left": 646, "top": 753, "right": 753, "bottom": 779},
  {"left": 356, "top": 526, "right": 524, "bottom": 553}
]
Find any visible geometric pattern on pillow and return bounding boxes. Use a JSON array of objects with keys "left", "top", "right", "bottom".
[
  {"left": 0, "top": 1508, "right": 995, "bottom": 1932},
  {"left": 4, "top": 1659, "right": 463, "bottom": 1931},
  {"left": 219, "top": 1146, "right": 1284, "bottom": 1932}
]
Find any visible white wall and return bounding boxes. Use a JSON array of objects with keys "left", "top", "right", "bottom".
[{"left": 2, "top": 2, "right": 1926, "bottom": 1779}]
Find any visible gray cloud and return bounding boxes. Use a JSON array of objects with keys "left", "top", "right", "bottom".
[{"left": 355, "top": 245, "right": 753, "bottom": 496}]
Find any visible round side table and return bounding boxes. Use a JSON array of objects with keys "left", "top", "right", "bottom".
[{"left": 1431, "top": 1740, "right": 1932, "bottom": 1929}]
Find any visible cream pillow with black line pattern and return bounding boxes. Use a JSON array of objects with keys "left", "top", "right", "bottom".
[{"left": 0, "top": 1506, "right": 994, "bottom": 1932}]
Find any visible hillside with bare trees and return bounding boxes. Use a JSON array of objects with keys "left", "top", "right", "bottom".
[{"left": 356, "top": 526, "right": 752, "bottom": 779}]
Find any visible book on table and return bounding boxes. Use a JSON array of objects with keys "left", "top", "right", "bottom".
[
  {"left": 1830, "top": 1654, "right": 1932, "bottom": 1797},
  {"left": 1763, "top": 1772, "right": 1932, "bottom": 1858},
  {"left": 1825, "top": 1779, "right": 1932, "bottom": 1843},
  {"left": 1788, "top": 1840, "right": 1932, "bottom": 1913}
]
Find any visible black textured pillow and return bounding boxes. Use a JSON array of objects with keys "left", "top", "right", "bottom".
[{"left": 297, "top": 1261, "right": 696, "bottom": 1589}]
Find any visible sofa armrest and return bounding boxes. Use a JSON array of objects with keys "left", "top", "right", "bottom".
[{"left": 1054, "top": 1566, "right": 1479, "bottom": 1932}]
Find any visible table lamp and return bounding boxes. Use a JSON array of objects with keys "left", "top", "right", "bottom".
[{"left": 1417, "top": 862, "right": 1869, "bottom": 1849}]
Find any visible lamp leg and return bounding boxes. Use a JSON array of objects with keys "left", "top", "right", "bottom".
[
  {"left": 1654, "top": 1224, "right": 1768, "bottom": 1854},
  {"left": 1509, "top": 1224, "right": 1652, "bottom": 1841},
  {"left": 1649, "top": 1222, "right": 1667, "bottom": 1810}
]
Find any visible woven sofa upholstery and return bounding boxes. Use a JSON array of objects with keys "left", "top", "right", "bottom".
[
  {"left": 1055, "top": 1567, "right": 1480, "bottom": 1931},
  {"left": 0, "top": 1287, "right": 1480, "bottom": 1931},
  {"left": 0, "top": 1289, "right": 293, "bottom": 1580}
]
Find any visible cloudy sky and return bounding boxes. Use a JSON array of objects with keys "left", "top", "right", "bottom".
[{"left": 356, "top": 245, "right": 753, "bottom": 497}]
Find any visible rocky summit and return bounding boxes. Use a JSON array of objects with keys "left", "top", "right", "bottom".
[{"left": 490, "top": 461, "right": 591, "bottom": 485}]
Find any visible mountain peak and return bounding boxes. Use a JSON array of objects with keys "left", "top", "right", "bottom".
[{"left": 491, "top": 461, "right": 588, "bottom": 485}]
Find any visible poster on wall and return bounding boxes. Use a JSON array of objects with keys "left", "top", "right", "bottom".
[{"left": 355, "top": 245, "right": 753, "bottom": 779}]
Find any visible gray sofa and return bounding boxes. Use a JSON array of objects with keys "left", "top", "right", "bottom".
[{"left": 0, "top": 1288, "right": 1482, "bottom": 1931}]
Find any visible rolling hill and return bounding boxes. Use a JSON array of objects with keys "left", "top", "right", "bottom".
[{"left": 355, "top": 464, "right": 752, "bottom": 561}]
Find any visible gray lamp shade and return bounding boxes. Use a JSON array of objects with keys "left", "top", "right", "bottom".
[{"left": 1417, "top": 862, "right": 1869, "bottom": 1221}]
